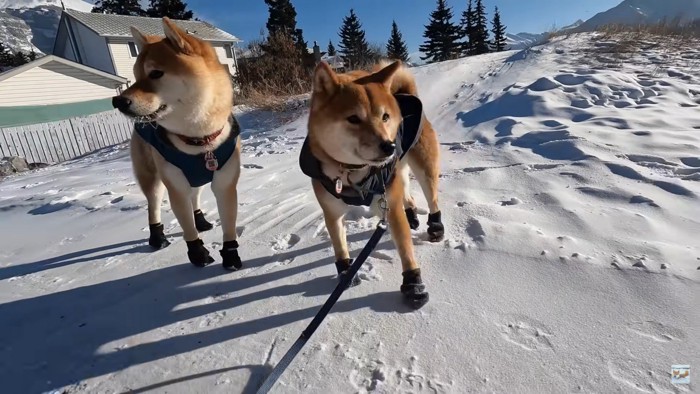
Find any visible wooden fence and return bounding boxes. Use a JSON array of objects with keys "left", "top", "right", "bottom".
[{"left": 0, "top": 110, "right": 134, "bottom": 164}]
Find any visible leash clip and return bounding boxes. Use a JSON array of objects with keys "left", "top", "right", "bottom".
[{"left": 377, "top": 194, "right": 388, "bottom": 229}]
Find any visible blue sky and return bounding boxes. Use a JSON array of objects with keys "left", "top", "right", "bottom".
[{"left": 185, "top": 0, "right": 621, "bottom": 53}]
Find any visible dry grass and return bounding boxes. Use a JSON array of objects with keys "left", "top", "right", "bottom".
[{"left": 234, "top": 32, "right": 313, "bottom": 111}]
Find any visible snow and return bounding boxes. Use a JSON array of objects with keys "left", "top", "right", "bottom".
[
  {"left": 578, "top": 0, "right": 700, "bottom": 31},
  {"left": 0, "top": 0, "right": 93, "bottom": 12},
  {"left": 1, "top": 33, "right": 699, "bottom": 393}
]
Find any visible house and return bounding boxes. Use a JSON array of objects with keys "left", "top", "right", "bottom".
[
  {"left": 53, "top": 9, "right": 241, "bottom": 86},
  {"left": 0, "top": 54, "right": 127, "bottom": 127}
]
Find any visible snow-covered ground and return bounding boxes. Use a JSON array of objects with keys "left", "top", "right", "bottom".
[{"left": 1, "top": 33, "right": 698, "bottom": 393}]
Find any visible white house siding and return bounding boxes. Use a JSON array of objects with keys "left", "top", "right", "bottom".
[
  {"left": 108, "top": 38, "right": 137, "bottom": 85},
  {"left": 107, "top": 38, "right": 236, "bottom": 84},
  {"left": 0, "top": 62, "right": 120, "bottom": 106},
  {"left": 70, "top": 21, "right": 115, "bottom": 75},
  {"left": 213, "top": 44, "right": 237, "bottom": 76}
]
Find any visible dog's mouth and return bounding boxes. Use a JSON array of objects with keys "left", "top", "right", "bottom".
[{"left": 129, "top": 105, "right": 168, "bottom": 123}]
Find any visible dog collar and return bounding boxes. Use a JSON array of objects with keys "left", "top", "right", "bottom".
[{"left": 173, "top": 127, "right": 224, "bottom": 147}]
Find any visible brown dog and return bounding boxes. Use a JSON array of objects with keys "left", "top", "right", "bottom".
[
  {"left": 111, "top": 18, "right": 242, "bottom": 270},
  {"left": 300, "top": 60, "right": 444, "bottom": 308}
]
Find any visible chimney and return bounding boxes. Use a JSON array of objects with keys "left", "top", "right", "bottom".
[{"left": 313, "top": 41, "right": 321, "bottom": 63}]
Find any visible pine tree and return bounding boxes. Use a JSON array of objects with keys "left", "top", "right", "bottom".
[
  {"left": 0, "top": 42, "right": 13, "bottom": 68},
  {"left": 146, "top": 0, "right": 194, "bottom": 20},
  {"left": 338, "top": 9, "right": 371, "bottom": 68},
  {"left": 471, "top": 0, "right": 490, "bottom": 55},
  {"left": 419, "top": 0, "right": 461, "bottom": 63},
  {"left": 28, "top": 49, "right": 37, "bottom": 61},
  {"left": 263, "top": 0, "right": 307, "bottom": 57},
  {"left": 490, "top": 6, "right": 507, "bottom": 52},
  {"left": 459, "top": 0, "right": 476, "bottom": 56},
  {"left": 11, "top": 51, "right": 28, "bottom": 67},
  {"left": 92, "top": 0, "right": 145, "bottom": 16},
  {"left": 386, "top": 20, "right": 409, "bottom": 62},
  {"left": 327, "top": 40, "right": 336, "bottom": 56}
]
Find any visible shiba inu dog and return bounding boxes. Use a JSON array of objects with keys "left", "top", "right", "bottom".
[
  {"left": 300, "top": 60, "right": 444, "bottom": 309},
  {"left": 111, "top": 18, "right": 242, "bottom": 270}
]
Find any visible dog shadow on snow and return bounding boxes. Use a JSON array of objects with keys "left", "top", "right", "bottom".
[{"left": 0, "top": 230, "right": 412, "bottom": 393}]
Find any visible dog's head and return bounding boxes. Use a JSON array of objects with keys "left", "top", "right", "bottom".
[
  {"left": 308, "top": 61, "right": 404, "bottom": 166},
  {"left": 112, "top": 18, "right": 232, "bottom": 131}
]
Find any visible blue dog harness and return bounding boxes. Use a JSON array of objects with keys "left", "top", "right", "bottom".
[
  {"left": 299, "top": 94, "right": 425, "bottom": 206},
  {"left": 134, "top": 115, "right": 240, "bottom": 187}
]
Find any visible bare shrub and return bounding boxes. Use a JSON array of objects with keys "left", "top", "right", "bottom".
[{"left": 235, "top": 31, "right": 313, "bottom": 110}]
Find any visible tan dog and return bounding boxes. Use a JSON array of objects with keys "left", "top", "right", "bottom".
[
  {"left": 300, "top": 60, "right": 444, "bottom": 308},
  {"left": 112, "top": 18, "right": 242, "bottom": 270}
]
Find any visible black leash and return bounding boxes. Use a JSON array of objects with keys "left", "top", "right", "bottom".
[{"left": 256, "top": 214, "right": 388, "bottom": 393}]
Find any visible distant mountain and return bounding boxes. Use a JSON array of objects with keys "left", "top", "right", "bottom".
[
  {"left": 577, "top": 0, "right": 700, "bottom": 31},
  {"left": 0, "top": 0, "right": 93, "bottom": 55}
]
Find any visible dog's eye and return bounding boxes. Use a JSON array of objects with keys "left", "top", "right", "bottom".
[
  {"left": 149, "top": 70, "right": 164, "bottom": 80},
  {"left": 347, "top": 115, "right": 361, "bottom": 125},
  {"left": 382, "top": 113, "right": 390, "bottom": 122}
]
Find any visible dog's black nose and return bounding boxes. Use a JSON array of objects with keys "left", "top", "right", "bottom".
[
  {"left": 379, "top": 140, "right": 396, "bottom": 156},
  {"left": 112, "top": 96, "right": 132, "bottom": 110}
]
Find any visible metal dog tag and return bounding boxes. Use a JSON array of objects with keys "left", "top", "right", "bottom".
[
  {"left": 335, "top": 178, "right": 343, "bottom": 194},
  {"left": 205, "top": 151, "right": 218, "bottom": 171}
]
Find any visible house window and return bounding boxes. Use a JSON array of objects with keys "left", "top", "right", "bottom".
[
  {"left": 224, "top": 44, "right": 234, "bottom": 59},
  {"left": 128, "top": 42, "right": 139, "bottom": 58}
]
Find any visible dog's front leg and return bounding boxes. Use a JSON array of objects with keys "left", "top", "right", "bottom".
[
  {"left": 312, "top": 181, "right": 360, "bottom": 287},
  {"left": 160, "top": 163, "right": 213, "bottom": 267},
  {"left": 386, "top": 176, "right": 429, "bottom": 308},
  {"left": 212, "top": 142, "right": 242, "bottom": 271}
]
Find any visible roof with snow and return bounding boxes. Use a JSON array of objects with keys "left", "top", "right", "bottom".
[
  {"left": 62, "top": 9, "right": 240, "bottom": 42},
  {"left": 0, "top": 54, "right": 126, "bottom": 84}
]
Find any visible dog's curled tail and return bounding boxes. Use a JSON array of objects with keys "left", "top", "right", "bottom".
[{"left": 374, "top": 59, "right": 419, "bottom": 97}]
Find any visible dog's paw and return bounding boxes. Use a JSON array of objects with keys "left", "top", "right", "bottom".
[
  {"left": 405, "top": 208, "right": 420, "bottom": 230},
  {"left": 427, "top": 211, "right": 445, "bottom": 242},
  {"left": 148, "top": 223, "right": 171, "bottom": 250},
  {"left": 401, "top": 268, "right": 429, "bottom": 309},
  {"left": 194, "top": 209, "right": 214, "bottom": 232},
  {"left": 335, "top": 258, "right": 362, "bottom": 288},
  {"left": 186, "top": 239, "right": 214, "bottom": 267},
  {"left": 220, "top": 240, "right": 242, "bottom": 271}
]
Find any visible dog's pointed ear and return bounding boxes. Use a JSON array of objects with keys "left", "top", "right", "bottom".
[
  {"left": 130, "top": 26, "right": 148, "bottom": 52},
  {"left": 372, "top": 60, "right": 402, "bottom": 88},
  {"left": 313, "top": 62, "right": 339, "bottom": 95},
  {"left": 162, "top": 17, "right": 194, "bottom": 54}
]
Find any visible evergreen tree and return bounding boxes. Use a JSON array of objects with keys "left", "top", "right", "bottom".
[
  {"left": 471, "top": 0, "right": 490, "bottom": 55},
  {"left": 0, "top": 42, "right": 13, "bottom": 68},
  {"left": 386, "top": 20, "right": 409, "bottom": 62},
  {"left": 28, "top": 49, "right": 37, "bottom": 61},
  {"left": 146, "top": 0, "right": 194, "bottom": 20},
  {"left": 327, "top": 40, "right": 336, "bottom": 56},
  {"left": 490, "top": 6, "right": 507, "bottom": 52},
  {"left": 419, "top": 0, "right": 461, "bottom": 63},
  {"left": 92, "top": 0, "right": 145, "bottom": 16},
  {"left": 11, "top": 51, "right": 28, "bottom": 67},
  {"left": 338, "top": 9, "right": 371, "bottom": 68},
  {"left": 459, "top": 0, "right": 476, "bottom": 55},
  {"left": 263, "top": 0, "right": 307, "bottom": 57}
]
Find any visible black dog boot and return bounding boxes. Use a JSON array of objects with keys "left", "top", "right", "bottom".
[
  {"left": 220, "top": 240, "right": 242, "bottom": 271},
  {"left": 186, "top": 238, "right": 214, "bottom": 267},
  {"left": 335, "top": 259, "right": 362, "bottom": 288},
  {"left": 401, "top": 268, "right": 429, "bottom": 309},
  {"left": 194, "top": 209, "right": 214, "bottom": 232},
  {"left": 405, "top": 207, "right": 420, "bottom": 230},
  {"left": 427, "top": 211, "right": 445, "bottom": 242},
  {"left": 148, "top": 223, "right": 171, "bottom": 250}
]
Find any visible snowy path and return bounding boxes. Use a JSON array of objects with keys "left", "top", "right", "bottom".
[{"left": 0, "top": 33, "right": 698, "bottom": 393}]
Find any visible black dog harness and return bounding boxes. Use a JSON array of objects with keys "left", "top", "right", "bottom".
[
  {"left": 299, "top": 94, "right": 425, "bottom": 206},
  {"left": 135, "top": 115, "right": 240, "bottom": 187}
]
